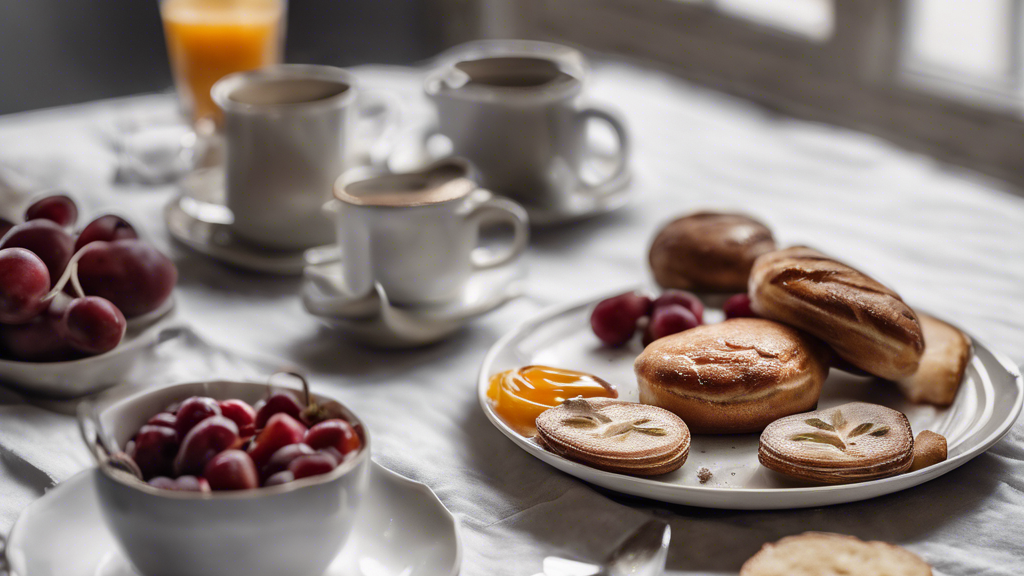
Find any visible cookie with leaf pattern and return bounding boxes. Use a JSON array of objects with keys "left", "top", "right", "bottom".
[
  {"left": 535, "top": 397, "right": 690, "bottom": 476},
  {"left": 758, "top": 402, "right": 914, "bottom": 484}
]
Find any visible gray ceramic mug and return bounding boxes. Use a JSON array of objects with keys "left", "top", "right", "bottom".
[{"left": 213, "top": 64, "right": 396, "bottom": 251}]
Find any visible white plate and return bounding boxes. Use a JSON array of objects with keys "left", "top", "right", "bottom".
[
  {"left": 6, "top": 461, "right": 461, "bottom": 576},
  {"left": 0, "top": 299, "right": 178, "bottom": 399},
  {"left": 478, "top": 292, "right": 1024, "bottom": 510}
]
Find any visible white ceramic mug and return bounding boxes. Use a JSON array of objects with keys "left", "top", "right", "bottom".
[
  {"left": 212, "top": 64, "right": 396, "bottom": 251},
  {"left": 424, "top": 44, "right": 629, "bottom": 208},
  {"left": 331, "top": 159, "right": 529, "bottom": 306}
]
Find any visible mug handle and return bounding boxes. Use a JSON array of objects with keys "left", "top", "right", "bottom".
[
  {"left": 355, "top": 90, "right": 402, "bottom": 166},
  {"left": 466, "top": 191, "right": 530, "bottom": 270},
  {"left": 575, "top": 105, "right": 631, "bottom": 193}
]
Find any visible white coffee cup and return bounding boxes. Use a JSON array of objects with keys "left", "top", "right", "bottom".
[
  {"left": 331, "top": 159, "right": 529, "bottom": 306},
  {"left": 424, "top": 44, "right": 629, "bottom": 209},
  {"left": 212, "top": 64, "right": 396, "bottom": 251}
]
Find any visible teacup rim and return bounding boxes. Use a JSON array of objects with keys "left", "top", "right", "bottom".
[
  {"left": 332, "top": 158, "right": 478, "bottom": 208},
  {"left": 93, "top": 379, "right": 370, "bottom": 500},
  {"left": 423, "top": 54, "right": 583, "bottom": 104},
  {"left": 212, "top": 64, "right": 359, "bottom": 116}
]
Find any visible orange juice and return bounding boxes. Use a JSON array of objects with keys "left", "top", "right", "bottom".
[{"left": 161, "top": 0, "right": 285, "bottom": 128}]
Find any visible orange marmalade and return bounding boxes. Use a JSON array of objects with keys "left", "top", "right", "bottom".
[{"left": 487, "top": 365, "right": 617, "bottom": 436}]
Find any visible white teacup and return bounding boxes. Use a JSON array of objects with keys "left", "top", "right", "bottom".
[
  {"left": 424, "top": 44, "right": 630, "bottom": 208},
  {"left": 212, "top": 64, "right": 396, "bottom": 251},
  {"left": 331, "top": 159, "right": 529, "bottom": 306}
]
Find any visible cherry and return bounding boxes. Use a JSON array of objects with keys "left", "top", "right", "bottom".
[
  {"left": 304, "top": 419, "right": 361, "bottom": 458},
  {"left": 0, "top": 220, "right": 74, "bottom": 287},
  {"left": 129, "top": 425, "right": 179, "bottom": 480},
  {"left": 288, "top": 453, "right": 338, "bottom": 480},
  {"left": 75, "top": 239, "right": 176, "bottom": 318},
  {"left": 74, "top": 215, "right": 137, "bottom": 252},
  {"left": 652, "top": 290, "right": 704, "bottom": 324},
  {"left": 590, "top": 292, "right": 652, "bottom": 347},
  {"left": 261, "top": 443, "right": 315, "bottom": 479},
  {"left": 723, "top": 293, "right": 757, "bottom": 319},
  {"left": 174, "top": 396, "right": 221, "bottom": 438},
  {"left": 643, "top": 304, "right": 699, "bottom": 346},
  {"left": 264, "top": 471, "right": 294, "bottom": 486},
  {"left": 0, "top": 315, "right": 75, "bottom": 362},
  {"left": 0, "top": 248, "right": 50, "bottom": 324},
  {"left": 58, "top": 296, "right": 126, "bottom": 354},
  {"left": 25, "top": 194, "right": 78, "bottom": 228},
  {"left": 149, "top": 476, "right": 211, "bottom": 492},
  {"left": 145, "top": 412, "right": 177, "bottom": 430},
  {"left": 173, "top": 416, "right": 239, "bottom": 477},
  {"left": 218, "top": 399, "right": 257, "bottom": 437},
  {"left": 247, "top": 413, "right": 307, "bottom": 468},
  {"left": 204, "top": 450, "right": 259, "bottom": 491},
  {"left": 0, "top": 218, "right": 12, "bottom": 239},
  {"left": 254, "top": 391, "right": 303, "bottom": 429}
]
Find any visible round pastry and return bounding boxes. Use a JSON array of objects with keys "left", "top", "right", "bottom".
[
  {"left": 634, "top": 318, "right": 830, "bottom": 434},
  {"left": 740, "top": 532, "right": 932, "bottom": 576},
  {"left": 896, "top": 312, "right": 971, "bottom": 406},
  {"left": 908, "top": 430, "right": 947, "bottom": 472},
  {"left": 758, "top": 402, "right": 914, "bottom": 484},
  {"left": 649, "top": 212, "right": 776, "bottom": 292},
  {"left": 748, "top": 246, "right": 925, "bottom": 380},
  {"left": 535, "top": 397, "right": 689, "bottom": 476}
]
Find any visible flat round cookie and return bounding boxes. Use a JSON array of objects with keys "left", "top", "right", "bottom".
[{"left": 740, "top": 532, "right": 932, "bottom": 576}]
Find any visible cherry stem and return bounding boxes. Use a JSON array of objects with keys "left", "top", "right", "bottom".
[
  {"left": 268, "top": 371, "right": 312, "bottom": 408},
  {"left": 42, "top": 242, "right": 101, "bottom": 302}
]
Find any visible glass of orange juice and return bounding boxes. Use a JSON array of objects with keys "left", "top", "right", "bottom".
[{"left": 160, "top": 0, "right": 286, "bottom": 133}]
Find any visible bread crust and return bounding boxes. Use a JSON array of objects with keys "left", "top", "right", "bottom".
[
  {"left": 896, "top": 313, "right": 971, "bottom": 406},
  {"left": 740, "top": 532, "right": 932, "bottom": 576},
  {"left": 649, "top": 212, "right": 776, "bottom": 292},
  {"left": 749, "top": 246, "right": 924, "bottom": 380},
  {"left": 634, "top": 318, "right": 830, "bottom": 434}
]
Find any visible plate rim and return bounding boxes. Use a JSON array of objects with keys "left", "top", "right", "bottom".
[{"left": 477, "top": 289, "right": 1024, "bottom": 506}]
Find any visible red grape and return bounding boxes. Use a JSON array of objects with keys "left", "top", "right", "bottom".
[
  {"left": 59, "top": 296, "right": 126, "bottom": 354},
  {"left": 247, "top": 413, "right": 307, "bottom": 468},
  {"left": 74, "top": 215, "right": 137, "bottom": 252},
  {"left": 146, "top": 412, "right": 178, "bottom": 430},
  {"left": 0, "top": 248, "right": 50, "bottom": 324},
  {"left": 0, "top": 219, "right": 13, "bottom": 238},
  {"left": 254, "top": 391, "right": 304, "bottom": 429},
  {"left": 723, "top": 293, "right": 757, "bottom": 319},
  {"left": 0, "top": 220, "right": 74, "bottom": 287},
  {"left": 0, "top": 316, "right": 75, "bottom": 361},
  {"left": 25, "top": 194, "right": 78, "bottom": 228},
  {"left": 590, "top": 292, "right": 652, "bottom": 347},
  {"left": 261, "top": 443, "right": 315, "bottom": 479},
  {"left": 75, "top": 239, "right": 177, "bottom": 317},
  {"left": 174, "top": 396, "right": 222, "bottom": 438},
  {"left": 129, "top": 425, "right": 179, "bottom": 480},
  {"left": 288, "top": 453, "right": 338, "bottom": 480},
  {"left": 204, "top": 450, "right": 259, "bottom": 491},
  {"left": 173, "top": 416, "right": 239, "bottom": 476},
  {"left": 149, "top": 476, "right": 211, "bottom": 492},
  {"left": 264, "top": 471, "right": 294, "bottom": 486},
  {"left": 652, "top": 290, "right": 704, "bottom": 324},
  {"left": 643, "top": 304, "right": 699, "bottom": 345},
  {"left": 304, "top": 419, "right": 360, "bottom": 457},
  {"left": 219, "top": 399, "right": 257, "bottom": 437}
]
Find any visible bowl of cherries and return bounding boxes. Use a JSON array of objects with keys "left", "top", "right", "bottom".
[
  {"left": 83, "top": 376, "right": 369, "bottom": 576},
  {"left": 0, "top": 193, "right": 177, "bottom": 397}
]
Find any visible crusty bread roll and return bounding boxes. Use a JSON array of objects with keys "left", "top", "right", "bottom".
[
  {"left": 909, "top": 430, "right": 947, "bottom": 472},
  {"left": 748, "top": 247, "right": 924, "bottom": 380},
  {"left": 740, "top": 532, "right": 932, "bottom": 576},
  {"left": 634, "top": 318, "right": 830, "bottom": 434},
  {"left": 649, "top": 212, "right": 776, "bottom": 292},
  {"left": 896, "top": 312, "right": 971, "bottom": 406}
]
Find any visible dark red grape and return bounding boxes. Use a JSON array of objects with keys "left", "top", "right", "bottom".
[
  {"left": 288, "top": 453, "right": 338, "bottom": 480},
  {"left": 25, "top": 194, "right": 78, "bottom": 228},
  {"left": 219, "top": 399, "right": 257, "bottom": 437},
  {"left": 129, "top": 425, "right": 179, "bottom": 480},
  {"left": 204, "top": 450, "right": 259, "bottom": 491},
  {"left": 264, "top": 471, "right": 294, "bottom": 486},
  {"left": 74, "top": 240, "right": 176, "bottom": 318},
  {"left": 173, "top": 416, "right": 239, "bottom": 477},
  {"left": 304, "top": 419, "right": 360, "bottom": 457},
  {"left": 723, "top": 293, "right": 757, "bottom": 319},
  {"left": 0, "top": 220, "right": 74, "bottom": 287},
  {"left": 146, "top": 412, "right": 178, "bottom": 430},
  {"left": 261, "top": 443, "right": 315, "bottom": 479},
  {"left": 0, "top": 218, "right": 13, "bottom": 238},
  {"left": 74, "top": 215, "right": 137, "bottom": 252},
  {"left": 254, "top": 391, "right": 304, "bottom": 429},
  {"left": 149, "top": 476, "right": 211, "bottom": 492},
  {"left": 0, "top": 316, "right": 75, "bottom": 361},
  {"left": 59, "top": 296, "right": 126, "bottom": 354},
  {"left": 590, "top": 292, "right": 651, "bottom": 347},
  {"left": 0, "top": 248, "right": 51, "bottom": 324},
  {"left": 643, "top": 304, "right": 699, "bottom": 346},
  {"left": 247, "top": 413, "right": 307, "bottom": 468},
  {"left": 652, "top": 290, "right": 704, "bottom": 324},
  {"left": 174, "top": 397, "right": 222, "bottom": 438}
]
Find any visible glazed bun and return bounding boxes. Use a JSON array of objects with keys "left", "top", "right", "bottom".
[
  {"left": 649, "top": 212, "right": 776, "bottom": 292},
  {"left": 748, "top": 247, "right": 924, "bottom": 380},
  {"left": 634, "top": 318, "right": 830, "bottom": 434}
]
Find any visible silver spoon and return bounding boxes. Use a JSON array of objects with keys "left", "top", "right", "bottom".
[{"left": 541, "top": 519, "right": 671, "bottom": 576}]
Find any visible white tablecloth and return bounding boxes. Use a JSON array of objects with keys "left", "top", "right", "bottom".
[{"left": 0, "top": 63, "right": 1022, "bottom": 576}]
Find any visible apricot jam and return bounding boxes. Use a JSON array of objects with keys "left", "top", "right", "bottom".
[{"left": 487, "top": 365, "right": 617, "bottom": 436}]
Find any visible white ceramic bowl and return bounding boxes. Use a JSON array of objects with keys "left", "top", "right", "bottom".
[{"left": 90, "top": 380, "right": 370, "bottom": 576}]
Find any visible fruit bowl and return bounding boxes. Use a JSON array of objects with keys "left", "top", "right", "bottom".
[{"left": 84, "top": 379, "right": 370, "bottom": 576}]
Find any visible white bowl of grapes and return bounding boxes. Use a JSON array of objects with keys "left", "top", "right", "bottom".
[{"left": 0, "top": 194, "right": 178, "bottom": 398}]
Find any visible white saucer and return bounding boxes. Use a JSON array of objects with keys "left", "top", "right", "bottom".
[
  {"left": 525, "top": 167, "right": 634, "bottom": 227},
  {"left": 165, "top": 168, "right": 340, "bottom": 276},
  {"left": 6, "top": 461, "right": 461, "bottom": 576},
  {"left": 302, "top": 260, "right": 526, "bottom": 348}
]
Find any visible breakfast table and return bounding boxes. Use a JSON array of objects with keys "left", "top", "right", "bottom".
[{"left": 0, "top": 60, "right": 1023, "bottom": 575}]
